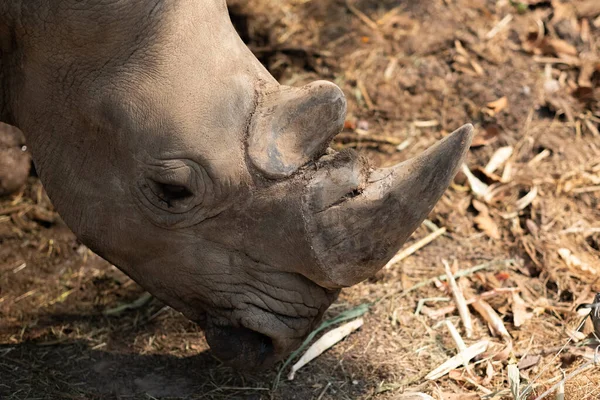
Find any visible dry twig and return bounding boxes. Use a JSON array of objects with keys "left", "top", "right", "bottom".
[{"left": 444, "top": 260, "right": 473, "bottom": 338}]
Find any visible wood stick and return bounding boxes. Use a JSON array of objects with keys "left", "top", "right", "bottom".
[{"left": 385, "top": 227, "right": 447, "bottom": 268}]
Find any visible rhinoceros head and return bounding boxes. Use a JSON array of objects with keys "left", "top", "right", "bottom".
[{"left": 0, "top": 0, "right": 472, "bottom": 368}]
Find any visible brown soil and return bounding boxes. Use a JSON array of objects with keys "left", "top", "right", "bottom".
[{"left": 2, "top": 0, "right": 600, "bottom": 399}]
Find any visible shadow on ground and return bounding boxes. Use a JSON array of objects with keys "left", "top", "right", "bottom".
[
  {"left": 0, "top": 304, "right": 375, "bottom": 400},
  {"left": 0, "top": 338, "right": 375, "bottom": 400},
  {"left": 1, "top": 341, "right": 222, "bottom": 399}
]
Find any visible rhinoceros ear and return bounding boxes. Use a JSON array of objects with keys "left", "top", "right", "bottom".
[{"left": 248, "top": 81, "right": 346, "bottom": 179}]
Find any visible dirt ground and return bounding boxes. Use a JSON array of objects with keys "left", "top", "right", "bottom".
[{"left": 1, "top": 0, "right": 600, "bottom": 399}]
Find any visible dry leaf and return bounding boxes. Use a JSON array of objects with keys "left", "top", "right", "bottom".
[
  {"left": 476, "top": 167, "right": 504, "bottom": 183},
  {"left": 288, "top": 318, "right": 363, "bottom": 380},
  {"left": 525, "top": 219, "right": 539, "bottom": 237},
  {"left": 495, "top": 272, "right": 510, "bottom": 281},
  {"left": 511, "top": 291, "right": 533, "bottom": 327},
  {"left": 396, "top": 394, "right": 435, "bottom": 400},
  {"left": 454, "top": 40, "right": 484, "bottom": 75},
  {"left": 462, "top": 164, "right": 490, "bottom": 198},
  {"left": 473, "top": 200, "right": 501, "bottom": 240},
  {"left": 344, "top": 119, "right": 357, "bottom": 130},
  {"left": 442, "top": 393, "right": 481, "bottom": 400},
  {"left": 517, "top": 354, "right": 541, "bottom": 370},
  {"left": 474, "top": 213, "right": 501, "bottom": 240},
  {"left": 578, "top": 57, "right": 597, "bottom": 87},
  {"left": 426, "top": 341, "right": 489, "bottom": 380},
  {"left": 484, "top": 96, "right": 508, "bottom": 116},
  {"left": 515, "top": 186, "right": 538, "bottom": 211},
  {"left": 471, "top": 299, "right": 511, "bottom": 340},
  {"left": 472, "top": 199, "right": 489, "bottom": 214},
  {"left": 558, "top": 248, "right": 597, "bottom": 275},
  {"left": 572, "top": 85, "right": 596, "bottom": 105},
  {"left": 447, "top": 369, "right": 492, "bottom": 394},
  {"left": 566, "top": 328, "right": 586, "bottom": 342},
  {"left": 543, "top": 38, "right": 578, "bottom": 56},
  {"left": 508, "top": 364, "right": 520, "bottom": 399},
  {"left": 482, "top": 360, "right": 494, "bottom": 386},
  {"left": 484, "top": 146, "right": 513, "bottom": 174},
  {"left": 486, "top": 340, "right": 513, "bottom": 361},
  {"left": 524, "top": 31, "right": 579, "bottom": 57},
  {"left": 471, "top": 125, "right": 499, "bottom": 147}
]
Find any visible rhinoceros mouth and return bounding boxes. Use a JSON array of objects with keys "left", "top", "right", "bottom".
[
  {"left": 204, "top": 323, "right": 275, "bottom": 368},
  {"left": 199, "top": 294, "right": 333, "bottom": 369}
]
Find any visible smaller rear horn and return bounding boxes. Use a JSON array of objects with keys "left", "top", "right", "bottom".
[{"left": 248, "top": 81, "right": 346, "bottom": 179}]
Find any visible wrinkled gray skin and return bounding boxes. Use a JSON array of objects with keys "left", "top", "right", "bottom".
[{"left": 0, "top": 0, "right": 473, "bottom": 369}]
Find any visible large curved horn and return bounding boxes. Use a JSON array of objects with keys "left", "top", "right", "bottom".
[{"left": 306, "top": 124, "right": 474, "bottom": 287}]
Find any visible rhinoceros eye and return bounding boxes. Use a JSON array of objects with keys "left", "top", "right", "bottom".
[
  {"left": 149, "top": 181, "right": 194, "bottom": 208},
  {"left": 135, "top": 159, "right": 221, "bottom": 227},
  {"left": 139, "top": 162, "right": 205, "bottom": 214}
]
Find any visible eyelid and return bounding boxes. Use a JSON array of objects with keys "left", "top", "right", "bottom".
[{"left": 154, "top": 165, "right": 193, "bottom": 187}]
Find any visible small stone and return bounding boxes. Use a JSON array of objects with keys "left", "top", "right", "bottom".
[
  {"left": 356, "top": 120, "right": 369, "bottom": 132},
  {"left": 543, "top": 80, "right": 560, "bottom": 95},
  {"left": 0, "top": 122, "right": 30, "bottom": 196}
]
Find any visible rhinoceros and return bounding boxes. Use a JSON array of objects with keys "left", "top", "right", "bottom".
[{"left": 0, "top": 0, "right": 473, "bottom": 369}]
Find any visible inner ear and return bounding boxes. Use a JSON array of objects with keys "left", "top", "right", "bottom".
[{"left": 248, "top": 81, "right": 346, "bottom": 179}]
